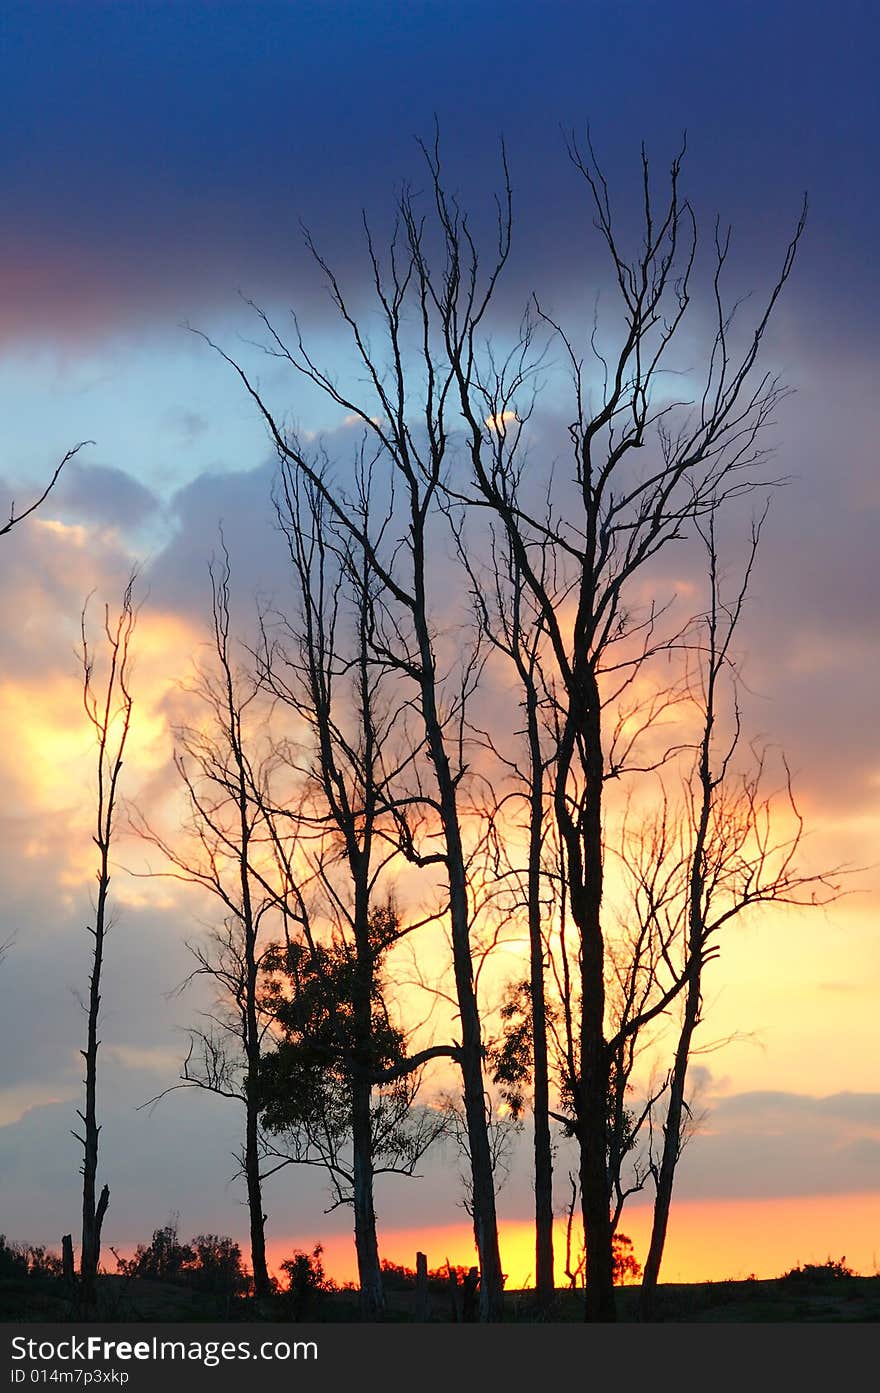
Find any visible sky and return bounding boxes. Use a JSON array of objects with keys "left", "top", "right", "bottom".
[{"left": 1, "top": 1, "right": 878, "bottom": 1286}]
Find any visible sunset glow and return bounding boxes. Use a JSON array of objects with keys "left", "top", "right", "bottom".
[
  {"left": 266, "top": 1193, "right": 880, "bottom": 1290},
  {"left": 1, "top": 1, "right": 877, "bottom": 1329}
]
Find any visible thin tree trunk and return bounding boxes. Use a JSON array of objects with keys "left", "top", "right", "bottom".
[
  {"left": 416, "top": 609, "right": 503, "bottom": 1322},
  {"left": 352, "top": 1073, "right": 385, "bottom": 1319},
  {"left": 638, "top": 988, "right": 699, "bottom": 1320},
  {"left": 449, "top": 843, "right": 505, "bottom": 1321},
  {"left": 244, "top": 1064, "right": 270, "bottom": 1298},
  {"left": 61, "top": 1234, "right": 75, "bottom": 1290},
  {"left": 241, "top": 915, "right": 270, "bottom": 1299},
  {"left": 349, "top": 844, "right": 386, "bottom": 1320},
  {"left": 229, "top": 573, "right": 271, "bottom": 1302},
  {"left": 562, "top": 671, "right": 616, "bottom": 1322},
  {"left": 525, "top": 684, "right": 554, "bottom": 1308},
  {"left": 79, "top": 870, "right": 109, "bottom": 1309},
  {"left": 640, "top": 709, "right": 712, "bottom": 1319},
  {"left": 578, "top": 925, "right": 615, "bottom": 1322},
  {"left": 415, "top": 1251, "right": 429, "bottom": 1320}
]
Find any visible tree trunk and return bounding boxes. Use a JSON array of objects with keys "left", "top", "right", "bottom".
[
  {"left": 418, "top": 638, "right": 503, "bottom": 1322},
  {"left": 640, "top": 803, "right": 708, "bottom": 1319},
  {"left": 526, "top": 687, "right": 555, "bottom": 1308},
  {"left": 447, "top": 835, "right": 504, "bottom": 1321},
  {"left": 79, "top": 876, "right": 109, "bottom": 1310},
  {"left": 638, "top": 1003, "right": 697, "bottom": 1321},
  {"left": 244, "top": 1066, "right": 271, "bottom": 1298},
  {"left": 640, "top": 658, "right": 715, "bottom": 1321},
  {"left": 578, "top": 920, "right": 615, "bottom": 1322},
  {"left": 565, "top": 670, "right": 616, "bottom": 1321},
  {"left": 61, "top": 1234, "right": 75, "bottom": 1289},
  {"left": 352, "top": 1073, "right": 385, "bottom": 1319},
  {"left": 240, "top": 726, "right": 270, "bottom": 1298}
]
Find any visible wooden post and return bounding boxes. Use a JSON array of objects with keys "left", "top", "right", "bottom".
[
  {"left": 61, "top": 1234, "right": 75, "bottom": 1288},
  {"left": 415, "top": 1251, "right": 429, "bottom": 1322},
  {"left": 446, "top": 1258, "right": 462, "bottom": 1322}
]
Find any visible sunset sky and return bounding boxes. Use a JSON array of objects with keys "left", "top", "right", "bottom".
[{"left": 1, "top": 2, "right": 878, "bottom": 1287}]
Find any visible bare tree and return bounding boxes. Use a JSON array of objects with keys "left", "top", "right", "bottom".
[
  {"left": 134, "top": 548, "right": 276, "bottom": 1298},
  {"left": 74, "top": 577, "right": 136, "bottom": 1310},
  {"left": 633, "top": 512, "right": 841, "bottom": 1318},
  {"left": 203, "top": 128, "right": 808, "bottom": 1319},
  {"left": 446, "top": 138, "right": 806, "bottom": 1319},
  {"left": 460, "top": 524, "right": 558, "bottom": 1309}
]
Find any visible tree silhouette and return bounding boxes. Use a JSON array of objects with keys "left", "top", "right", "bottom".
[
  {"left": 633, "top": 514, "right": 840, "bottom": 1317},
  {"left": 74, "top": 577, "right": 136, "bottom": 1311},
  {"left": 205, "top": 127, "right": 815, "bottom": 1320}
]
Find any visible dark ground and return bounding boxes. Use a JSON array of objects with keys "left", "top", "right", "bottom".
[{"left": 3, "top": 1271, "right": 879, "bottom": 1323}]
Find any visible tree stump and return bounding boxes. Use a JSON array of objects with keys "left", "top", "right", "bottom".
[
  {"left": 462, "top": 1266, "right": 479, "bottom": 1322},
  {"left": 415, "top": 1251, "right": 429, "bottom": 1321}
]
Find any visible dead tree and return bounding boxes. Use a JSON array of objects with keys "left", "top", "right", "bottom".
[
  {"left": 447, "top": 138, "right": 806, "bottom": 1319},
  {"left": 459, "top": 522, "right": 558, "bottom": 1310},
  {"left": 268, "top": 465, "right": 391, "bottom": 1317},
  {"left": 134, "top": 547, "right": 275, "bottom": 1298},
  {"left": 75, "top": 578, "right": 136, "bottom": 1309},
  {"left": 635, "top": 512, "right": 841, "bottom": 1318}
]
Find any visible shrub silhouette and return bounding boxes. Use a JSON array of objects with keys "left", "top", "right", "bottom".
[
  {"left": 279, "top": 1244, "right": 336, "bottom": 1320},
  {"left": 116, "top": 1220, "right": 194, "bottom": 1284},
  {"left": 0, "top": 1237, "right": 62, "bottom": 1281},
  {"left": 780, "top": 1256, "right": 855, "bottom": 1283},
  {"left": 0, "top": 1237, "right": 28, "bottom": 1279},
  {"left": 612, "top": 1234, "right": 643, "bottom": 1286},
  {"left": 116, "top": 1219, "right": 249, "bottom": 1295}
]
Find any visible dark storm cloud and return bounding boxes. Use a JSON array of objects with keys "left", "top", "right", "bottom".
[{"left": 0, "top": 3, "right": 875, "bottom": 346}]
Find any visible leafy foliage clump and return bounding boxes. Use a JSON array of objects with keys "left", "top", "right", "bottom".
[
  {"left": 258, "top": 905, "right": 445, "bottom": 1197},
  {"left": 259, "top": 907, "right": 408, "bottom": 1134},
  {"left": 488, "top": 981, "right": 535, "bottom": 1121}
]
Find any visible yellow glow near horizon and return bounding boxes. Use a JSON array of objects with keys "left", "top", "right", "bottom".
[{"left": 264, "top": 1192, "right": 880, "bottom": 1290}]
